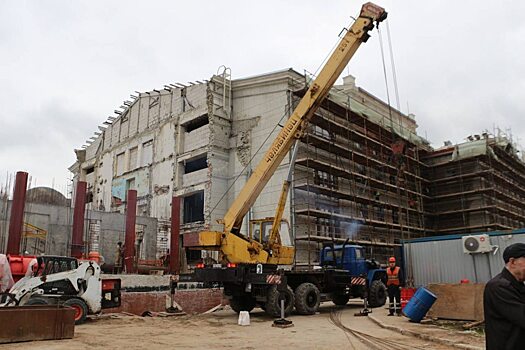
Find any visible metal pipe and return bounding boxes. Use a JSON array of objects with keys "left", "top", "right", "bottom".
[
  {"left": 71, "top": 181, "right": 87, "bottom": 258},
  {"left": 124, "top": 190, "right": 137, "bottom": 273},
  {"left": 6, "top": 171, "right": 28, "bottom": 255},
  {"left": 170, "top": 196, "right": 181, "bottom": 274}
]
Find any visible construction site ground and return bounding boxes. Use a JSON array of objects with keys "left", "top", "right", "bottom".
[{"left": 2, "top": 301, "right": 485, "bottom": 350}]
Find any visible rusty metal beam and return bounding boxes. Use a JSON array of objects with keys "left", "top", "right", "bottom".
[
  {"left": 7, "top": 171, "right": 28, "bottom": 255},
  {"left": 125, "top": 190, "right": 137, "bottom": 273},
  {"left": 0, "top": 305, "right": 75, "bottom": 343},
  {"left": 170, "top": 196, "right": 181, "bottom": 274},
  {"left": 71, "top": 181, "right": 87, "bottom": 258}
]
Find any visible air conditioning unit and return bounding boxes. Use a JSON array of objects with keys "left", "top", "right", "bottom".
[{"left": 462, "top": 234, "right": 492, "bottom": 254}]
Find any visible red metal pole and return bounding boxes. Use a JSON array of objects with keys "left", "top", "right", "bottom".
[
  {"left": 71, "top": 181, "right": 87, "bottom": 258},
  {"left": 6, "top": 171, "right": 28, "bottom": 255},
  {"left": 170, "top": 196, "right": 181, "bottom": 274},
  {"left": 124, "top": 190, "right": 137, "bottom": 273}
]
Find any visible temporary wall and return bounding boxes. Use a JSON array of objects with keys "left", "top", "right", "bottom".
[{"left": 403, "top": 228, "right": 525, "bottom": 287}]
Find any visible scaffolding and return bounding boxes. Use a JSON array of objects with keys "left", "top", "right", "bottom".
[
  {"left": 291, "top": 86, "right": 428, "bottom": 265},
  {"left": 422, "top": 134, "right": 525, "bottom": 234}
]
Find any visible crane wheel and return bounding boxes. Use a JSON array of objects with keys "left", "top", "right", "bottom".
[
  {"left": 368, "top": 279, "right": 387, "bottom": 308},
  {"left": 331, "top": 294, "right": 350, "bottom": 306},
  {"left": 230, "top": 296, "right": 256, "bottom": 313},
  {"left": 25, "top": 297, "right": 50, "bottom": 305},
  {"left": 265, "top": 285, "right": 294, "bottom": 317},
  {"left": 64, "top": 298, "right": 88, "bottom": 324},
  {"left": 294, "top": 283, "right": 320, "bottom": 315}
]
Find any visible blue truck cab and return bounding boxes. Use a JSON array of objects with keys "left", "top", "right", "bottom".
[
  {"left": 320, "top": 242, "right": 387, "bottom": 307},
  {"left": 320, "top": 244, "right": 367, "bottom": 275}
]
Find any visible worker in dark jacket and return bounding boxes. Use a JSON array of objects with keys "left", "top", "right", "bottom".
[
  {"left": 484, "top": 243, "right": 525, "bottom": 350},
  {"left": 386, "top": 256, "right": 404, "bottom": 316}
]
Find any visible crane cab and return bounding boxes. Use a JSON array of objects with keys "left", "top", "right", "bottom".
[{"left": 249, "top": 218, "right": 292, "bottom": 247}]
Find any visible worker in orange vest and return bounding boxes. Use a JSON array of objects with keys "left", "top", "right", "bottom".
[{"left": 386, "top": 256, "right": 404, "bottom": 316}]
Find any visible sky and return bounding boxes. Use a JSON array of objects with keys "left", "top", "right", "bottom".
[{"left": 1, "top": 1, "right": 524, "bottom": 197}]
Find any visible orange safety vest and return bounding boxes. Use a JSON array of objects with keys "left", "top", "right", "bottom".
[{"left": 386, "top": 266, "right": 400, "bottom": 286}]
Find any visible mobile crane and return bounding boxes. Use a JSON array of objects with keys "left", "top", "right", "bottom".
[{"left": 181, "top": 2, "right": 388, "bottom": 316}]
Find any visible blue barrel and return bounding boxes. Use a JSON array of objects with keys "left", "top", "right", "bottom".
[{"left": 402, "top": 287, "right": 437, "bottom": 323}]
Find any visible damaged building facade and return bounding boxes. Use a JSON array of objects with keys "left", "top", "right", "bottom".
[{"left": 71, "top": 68, "right": 525, "bottom": 266}]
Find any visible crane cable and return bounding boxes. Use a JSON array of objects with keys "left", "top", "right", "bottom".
[
  {"left": 386, "top": 20, "right": 401, "bottom": 112},
  {"left": 377, "top": 24, "right": 394, "bottom": 131},
  {"left": 208, "top": 19, "right": 355, "bottom": 217}
]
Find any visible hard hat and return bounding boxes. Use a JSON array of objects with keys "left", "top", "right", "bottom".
[{"left": 388, "top": 257, "right": 396, "bottom": 263}]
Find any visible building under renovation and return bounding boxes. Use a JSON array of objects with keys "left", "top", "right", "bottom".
[
  {"left": 70, "top": 68, "right": 525, "bottom": 265},
  {"left": 422, "top": 133, "right": 525, "bottom": 235}
]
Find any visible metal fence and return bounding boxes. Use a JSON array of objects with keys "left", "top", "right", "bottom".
[{"left": 403, "top": 229, "right": 525, "bottom": 287}]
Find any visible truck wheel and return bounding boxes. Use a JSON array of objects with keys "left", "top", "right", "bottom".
[
  {"left": 229, "top": 296, "right": 256, "bottom": 313},
  {"left": 331, "top": 294, "right": 350, "bottom": 306},
  {"left": 294, "top": 283, "right": 320, "bottom": 315},
  {"left": 265, "top": 285, "right": 294, "bottom": 317},
  {"left": 64, "top": 298, "right": 88, "bottom": 324},
  {"left": 368, "top": 280, "right": 387, "bottom": 308},
  {"left": 25, "top": 297, "right": 50, "bottom": 305}
]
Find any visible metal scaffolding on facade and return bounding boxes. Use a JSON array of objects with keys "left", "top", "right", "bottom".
[{"left": 291, "top": 86, "right": 428, "bottom": 264}]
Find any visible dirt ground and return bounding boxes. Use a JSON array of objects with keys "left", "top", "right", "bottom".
[{"left": 1, "top": 302, "right": 482, "bottom": 350}]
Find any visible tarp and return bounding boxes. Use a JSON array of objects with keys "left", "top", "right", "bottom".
[
  {"left": 0, "top": 254, "right": 14, "bottom": 292},
  {"left": 329, "top": 88, "right": 429, "bottom": 147}
]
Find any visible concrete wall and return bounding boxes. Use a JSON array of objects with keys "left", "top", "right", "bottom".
[
  {"left": 0, "top": 201, "right": 157, "bottom": 263},
  {"left": 228, "top": 71, "right": 294, "bottom": 234}
]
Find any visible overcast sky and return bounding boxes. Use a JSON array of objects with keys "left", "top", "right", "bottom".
[{"left": 1, "top": 1, "right": 524, "bottom": 197}]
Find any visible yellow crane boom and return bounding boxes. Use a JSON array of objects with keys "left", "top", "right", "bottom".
[{"left": 190, "top": 2, "right": 387, "bottom": 264}]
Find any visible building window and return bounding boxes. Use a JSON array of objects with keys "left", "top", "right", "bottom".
[
  {"left": 359, "top": 203, "right": 369, "bottom": 219},
  {"left": 392, "top": 209, "right": 399, "bottom": 224},
  {"left": 141, "top": 140, "right": 153, "bottom": 166},
  {"left": 183, "top": 191, "right": 204, "bottom": 224},
  {"left": 315, "top": 217, "right": 338, "bottom": 237},
  {"left": 126, "top": 178, "right": 135, "bottom": 192},
  {"left": 314, "top": 170, "right": 337, "bottom": 189},
  {"left": 186, "top": 248, "right": 202, "bottom": 264},
  {"left": 313, "top": 125, "right": 331, "bottom": 140},
  {"left": 184, "top": 155, "right": 207, "bottom": 174},
  {"left": 129, "top": 147, "right": 138, "bottom": 170},
  {"left": 116, "top": 152, "right": 125, "bottom": 176}
]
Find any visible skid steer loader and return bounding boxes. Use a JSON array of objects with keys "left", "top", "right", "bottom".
[{"left": 1, "top": 255, "right": 120, "bottom": 324}]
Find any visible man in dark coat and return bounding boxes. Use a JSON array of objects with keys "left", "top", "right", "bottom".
[{"left": 484, "top": 243, "right": 525, "bottom": 350}]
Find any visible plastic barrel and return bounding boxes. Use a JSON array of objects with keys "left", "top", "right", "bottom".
[
  {"left": 400, "top": 287, "right": 416, "bottom": 310},
  {"left": 402, "top": 287, "right": 437, "bottom": 323}
]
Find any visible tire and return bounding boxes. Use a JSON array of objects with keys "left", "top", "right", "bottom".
[
  {"left": 64, "top": 298, "right": 89, "bottom": 324},
  {"left": 265, "top": 285, "right": 294, "bottom": 317},
  {"left": 229, "top": 295, "right": 256, "bottom": 313},
  {"left": 25, "top": 297, "right": 50, "bottom": 305},
  {"left": 331, "top": 294, "right": 350, "bottom": 306},
  {"left": 294, "top": 283, "right": 320, "bottom": 315},
  {"left": 368, "top": 280, "right": 387, "bottom": 308}
]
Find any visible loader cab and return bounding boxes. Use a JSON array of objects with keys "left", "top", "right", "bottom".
[
  {"left": 35, "top": 256, "right": 79, "bottom": 277},
  {"left": 249, "top": 218, "right": 292, "bottom": 246},
  {"left": 320, "top": 244, "right": 367, "bottom": 276}
]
